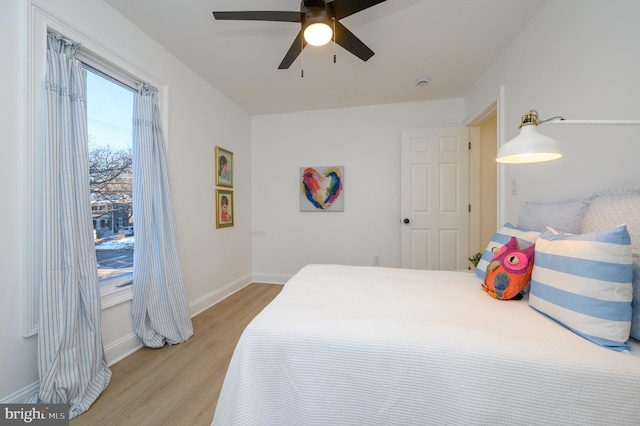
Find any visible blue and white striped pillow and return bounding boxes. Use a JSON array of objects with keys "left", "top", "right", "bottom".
[
  {"left": 529, "top": 225, "right": 633, "bottom": 351},
  {"left": 475, "top": 223, "right": 541, "bottom": 280}
]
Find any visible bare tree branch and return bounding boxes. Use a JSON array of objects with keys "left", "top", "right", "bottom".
[{"left": 89, "top": 143, "right": 133, "bottom": 222}]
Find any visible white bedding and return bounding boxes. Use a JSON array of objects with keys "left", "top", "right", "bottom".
[{"left": 213, "top": 264, "right": 640, "bottom": 425}]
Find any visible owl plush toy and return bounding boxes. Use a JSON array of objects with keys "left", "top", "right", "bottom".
[{"left": 482, "top": 236, "right": 535, "bottom": 300}]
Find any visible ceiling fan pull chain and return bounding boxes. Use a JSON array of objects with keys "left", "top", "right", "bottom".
[
  {"left": 301, "top": 33, "right": 305, "bottom": 78},
  {"left": 333, "top": 17, "right": 336, "bottom": 64}
]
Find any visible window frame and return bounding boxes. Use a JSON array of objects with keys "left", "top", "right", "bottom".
[{"left": 26, "top": 4, "right": 168, "bottom": 336}]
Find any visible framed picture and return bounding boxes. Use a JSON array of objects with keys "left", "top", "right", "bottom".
[
  {"left": 216, "top": 146, "right": 233, "bottom": 187},
  {"left": 300, "top": 166, "right": 344, "bottom": 212},
  {"left": 216, "top": 189, "right": 234, "bottom": 228}
]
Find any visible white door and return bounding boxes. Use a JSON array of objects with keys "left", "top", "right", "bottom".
[{"left": 401, "top": 127, "right": 469, "bottom": 270}]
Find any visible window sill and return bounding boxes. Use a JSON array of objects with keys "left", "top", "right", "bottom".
[{"left": 100, "top": 272, "right": 133, "bottom": 310}]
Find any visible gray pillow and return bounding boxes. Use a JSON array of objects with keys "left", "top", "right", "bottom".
[{"left": 517, "top": 198, "right": 591, "bottom": 234}]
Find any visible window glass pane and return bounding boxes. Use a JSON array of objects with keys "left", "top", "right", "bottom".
[{"left": 86, "top": 70, "right": 134, "bottom": 282}]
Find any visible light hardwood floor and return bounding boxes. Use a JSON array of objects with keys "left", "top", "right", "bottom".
[{"left": 70, "top": 283, "right": 282, "bottom": 426}]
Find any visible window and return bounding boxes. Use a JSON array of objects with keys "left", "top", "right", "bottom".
[
  {"left": 26, "top": 15, "right": 160, "bottom": 336},
  {"left": 86, "top": 68, "right": 135, "bottom": 287}
]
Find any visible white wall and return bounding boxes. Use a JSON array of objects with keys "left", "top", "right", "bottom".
[
  {"left": 0, "top": 0, "right": 36, "bottom": 403},
  {"left": 251, "top": 99, "right": 465, "bottom": 282},
  {"left": 466, "top": 0, "right": 640, "bottom": 223},
  {"left": 1, "top": 0, "right": 252, "bottom": 401}
]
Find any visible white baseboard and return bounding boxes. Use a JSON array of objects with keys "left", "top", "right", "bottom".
[
  {"left": 0, "top": 382, "right": 39, "bottom": 404},
  {"left": 188, "top": 273, "right": 253, "bottom": 318},
  {"left": 251, "top": 272, "right": 293, "bottom": 285},
  {"left": 104, "top": 273, "right": 255, "bottom": 365},
  {"left": 2, "top": 334, "right": 142, "bottom": 402},
  {"left": 104, "top": 332, "right": 143, "bottom": 366}
]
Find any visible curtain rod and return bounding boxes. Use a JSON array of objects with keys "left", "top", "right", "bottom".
[
  {"left": 81, "top": 62, "right": 138, "bottom": 93},
  {"left": 47, "top": 28, "right": 141, "bottom": 93}
]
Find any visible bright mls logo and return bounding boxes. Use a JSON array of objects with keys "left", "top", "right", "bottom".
[{"left": 0, "top": 404, "right": 68, "bottom": 425}]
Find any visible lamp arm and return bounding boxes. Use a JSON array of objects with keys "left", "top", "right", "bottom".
[
  {"left": 547, "top": 119, "right": 640, "bottom": 126},
  {"left": 500, "top": 110, "right": 640, "bottom": 164},
  {"left": 539, "top": 115, "right": 565, "bottom": 124},
  {"left": 523, "top": 110, "right": 640, "bottom": 127}
]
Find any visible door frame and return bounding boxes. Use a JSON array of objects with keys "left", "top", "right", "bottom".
[{"left": 463, "top": 84, "right": 506, "bottom": 254}]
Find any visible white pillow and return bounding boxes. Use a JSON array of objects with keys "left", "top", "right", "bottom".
[
  {"left": 581, "top": 188, "right": 640, "bottom": 252},
  {"left": 529, "top": 225, "right": 633, "bottom": 351},
  {"left": 475, "top": 223, "right": 541, "bottom": 281},
  {"left": 581, "top": 188, "right": 640, "bottom": 340},
  {"left": 631, "top": 255, "right": 640, "bottom": 341}
]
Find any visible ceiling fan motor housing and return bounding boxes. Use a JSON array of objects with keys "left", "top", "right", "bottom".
[
  {"left": 302, "top": 0, "right": 332, "bottom": 30},
  {"left": 301, "top": 0, "right": 328, "bottom": 13},
  {"left": 304, "top": 9, "right": 332, "bottom": 29}
]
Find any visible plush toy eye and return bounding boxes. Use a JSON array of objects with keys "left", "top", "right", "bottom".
[
  {"left": 492, "top": 245, "right": 507, "bottom": 256},
  {"left": 504, "top": 251, "right": 529, "bottom": 271}
]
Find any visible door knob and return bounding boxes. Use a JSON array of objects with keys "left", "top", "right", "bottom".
[{"left": 403, "top": 218, "right": 410, "bottom": 224}]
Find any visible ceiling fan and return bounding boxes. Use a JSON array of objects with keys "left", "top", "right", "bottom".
[{"left": 212, "top": 0, "right": 387, "bottom": 70}]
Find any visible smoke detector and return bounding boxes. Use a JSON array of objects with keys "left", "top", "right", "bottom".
[{"left": 415, "top": 76, "right": 430, "bottom": 87}]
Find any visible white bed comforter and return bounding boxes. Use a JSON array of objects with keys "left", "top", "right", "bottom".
[{"left": 213, "top": 264, "right": 640, "bottom": 425}]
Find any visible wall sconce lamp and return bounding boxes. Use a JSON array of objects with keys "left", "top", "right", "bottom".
[{"left": 496, "top": 110, "right": 640, "bottom": 164}]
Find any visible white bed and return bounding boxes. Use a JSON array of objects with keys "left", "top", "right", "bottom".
[{"left": 213, "top": 264, "right": 640, "bottom": 425}]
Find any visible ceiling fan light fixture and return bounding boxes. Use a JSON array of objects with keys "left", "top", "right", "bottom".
[
  {"left": 304, "top": 22, "right": 332, "bottom": 46},
  {"left": 303, "top": 9, "right": 333, "bottom": 46}
]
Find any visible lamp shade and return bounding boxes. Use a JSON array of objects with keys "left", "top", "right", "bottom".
[
  {"left": 496, "top": 125, "right": 563, "bottom": 164},
  {"left": 304, "top": 22, "right": 332, "bottom": 46}
]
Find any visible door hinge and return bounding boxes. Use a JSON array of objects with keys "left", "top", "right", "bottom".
[
  {"left": 468, "top": 204, "right": 471, "bottom": 212},
  {"left": 468, "top": 141, "right": 471, "bottom": 150}
]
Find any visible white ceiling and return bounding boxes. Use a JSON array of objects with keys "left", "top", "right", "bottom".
[{"left": 104, "top": 0, "right": 545, "bottom": 115}]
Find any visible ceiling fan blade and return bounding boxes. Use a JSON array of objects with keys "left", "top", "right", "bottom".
[
  {"left": 333, "top": 21, "right": 374, "bottom": 62},
  {"left": 329, "top": 0, "right": 387, "bottom": 20},
  {"left": 212, "top": 11, "right": 302, "bottom": 23},
  {"left": 278, "top": 31, "right": 307, "bottom": 69}
]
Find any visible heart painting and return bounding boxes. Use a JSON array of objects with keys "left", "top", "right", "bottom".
[{"left": 300, "top": 166, "right": 344, "bottom": 212}]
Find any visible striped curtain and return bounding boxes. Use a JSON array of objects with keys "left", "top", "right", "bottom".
[
  {"left": 131, "top": 83, "right": 193, "bottom": 347},
  {"left": 30, "top": 33, "right": 111, "bottom": 418}
]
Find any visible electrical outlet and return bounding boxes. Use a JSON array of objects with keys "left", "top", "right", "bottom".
[{"left": 373, "top": 255, "right": 381, "bottom": 266}]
